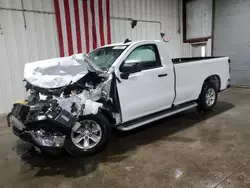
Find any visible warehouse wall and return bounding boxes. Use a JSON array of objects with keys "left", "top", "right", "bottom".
[
  {"left": 110, "top": 0, "right": 191, "bottom": 58},
  {"left": 0, "top": 0, "right": 58, "bottom": 114},
  {"left": 0, "top": 0, "right": 191, "bottom": 114}
]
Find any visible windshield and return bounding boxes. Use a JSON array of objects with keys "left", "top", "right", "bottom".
[{"left": 88, "top": 45, "right": 128, "bottom": 70}]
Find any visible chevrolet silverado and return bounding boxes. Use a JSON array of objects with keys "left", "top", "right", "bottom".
[{"left": 8, "top": 40, "right": 230, "bottom": 156}]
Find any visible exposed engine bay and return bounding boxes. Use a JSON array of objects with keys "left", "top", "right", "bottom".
[
  {"left": 25, "top": 69, "right": 109, "bottom": 119},
  {"left": 8, "top": 53, "right": 120, "bottom": 154}
]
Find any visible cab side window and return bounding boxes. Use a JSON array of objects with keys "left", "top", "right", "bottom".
[{"left": 124, "top": 44, "right": 161, "bottom": 70}]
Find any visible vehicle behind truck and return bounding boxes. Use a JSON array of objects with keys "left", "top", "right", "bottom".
[{"left": 8, "top": 40, "right": 230, "bottom": 156}]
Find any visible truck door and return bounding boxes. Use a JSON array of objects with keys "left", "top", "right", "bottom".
[{"left": 116, "top": 43, "right": 175, "bottom": 122}]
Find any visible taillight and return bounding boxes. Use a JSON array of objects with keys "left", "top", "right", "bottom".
[
  {"left": 228, "top": 59, "right": 231, "bottom": 73},
  {"left": 228, "top": 59, "right": 231, "bottom": 64}
]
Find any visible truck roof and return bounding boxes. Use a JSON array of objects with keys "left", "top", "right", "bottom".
[{"left": 102, "top": 40, "right": 162, "bottom": 48}]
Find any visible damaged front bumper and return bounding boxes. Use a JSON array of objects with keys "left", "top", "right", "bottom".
[
  {"left": 8, "top": 103, "right": 81, "bottom": 149},
  {"left": 10, "top": 115, "right": 66, "bottom": 148}
]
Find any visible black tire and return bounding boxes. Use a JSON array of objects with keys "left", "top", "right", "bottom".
[
  {"left": 198, "top": 82, "right": 218, "bottom": 111},
  {"left": 64, "top": 112, "right": 111, "bottom": 156}
]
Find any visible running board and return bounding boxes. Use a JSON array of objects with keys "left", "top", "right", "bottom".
[{"left": 116, "top": 102, "right": 197, "bottom": 131}]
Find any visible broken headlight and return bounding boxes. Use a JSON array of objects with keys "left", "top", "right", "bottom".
[
  {"left": 36, "top": 115, "right": 46, "bottom": 121},
  {"left": 26, "top": 99, "right": 62, "bottom": 122},
  {"left": 45, "top": 100, "right": 63, "bottom": 119}
]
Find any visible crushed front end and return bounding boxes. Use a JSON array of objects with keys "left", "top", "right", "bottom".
[{"left": 7, "top": 53, "right": 119, "bottom": 154}]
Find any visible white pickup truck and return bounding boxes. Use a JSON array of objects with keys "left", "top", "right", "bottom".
[{"left": 8, "top": 40, "right": 230, "bottom": 156}]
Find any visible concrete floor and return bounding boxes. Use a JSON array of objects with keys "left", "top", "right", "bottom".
[{"left": 0, "top": 87, "right": 250, "bottom": 188}]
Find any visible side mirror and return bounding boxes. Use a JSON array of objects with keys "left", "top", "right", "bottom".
[{"left": 120, "top": 62, "right": 142, "bottom": 79}]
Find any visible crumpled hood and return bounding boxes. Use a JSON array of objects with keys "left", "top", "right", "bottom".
[{"left": 24, "top": 54, "right": 102, "bottom": 89}]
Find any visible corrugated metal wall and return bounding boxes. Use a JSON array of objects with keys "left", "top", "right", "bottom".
[
  {"left": 0, "top": 0, "right": 191, "bottom": 114},
  {"left": 110, "top": 0, "right": 191, "bottom": 58},
  {"left": 0, "top": 0, "right": 58, "bottom": 114},
  {"left": 213, "top": 0, "right": 250, "bottom": 86}
]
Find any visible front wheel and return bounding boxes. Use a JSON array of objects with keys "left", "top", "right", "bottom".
[
  {"left": 198, "top": 83, "right": 218, "bottom": 111},
  {"left": 64, "top": 113, "right": 111, "bottom": 156}
]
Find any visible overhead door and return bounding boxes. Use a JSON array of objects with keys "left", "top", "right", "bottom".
[{"left": 213, "top": 0, "right": 250, "bottom": 86}]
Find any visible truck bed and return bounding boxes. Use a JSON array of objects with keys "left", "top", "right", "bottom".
[
  {"left": 172, "top": 56, "right": 225, "bottom": 64},
  {"left": 171, "top": 56, "right": 230, "bottom": 105}
]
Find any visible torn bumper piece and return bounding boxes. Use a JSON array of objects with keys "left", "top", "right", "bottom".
[
  {"left": 9, "top": 106, "right": 79, "bottom": 148},
  {"left": 10, "top": 115, "right": 66, "bottom": 148}
]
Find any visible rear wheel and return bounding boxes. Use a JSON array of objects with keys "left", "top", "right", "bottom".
[
  {"left": 198, "top": 83, "right": 218, "bottom": 111},
  {"left": 64, "top": 113, "right": 110, "bottom": 156}
]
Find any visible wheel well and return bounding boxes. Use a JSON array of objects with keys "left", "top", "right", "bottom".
[
  {"left": 99, "top": 108, "right": 116, "bottom": 126},
  {"left": 78, "top": 109, "right": 115, "bottom": 127},
  {"left": 203, "top": 75, "right": 221, "bottom": 91}
]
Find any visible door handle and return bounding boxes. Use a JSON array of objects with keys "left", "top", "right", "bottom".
[{"left": 158, "top": 73, "right": 168, "bottom": 77}]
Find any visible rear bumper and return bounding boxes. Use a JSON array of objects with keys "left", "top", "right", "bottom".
[
  {"left": 219, "top": 79, "right": 230, "bottom": 92},
  {"left": 9, "top": 115, "right": 66, "bottom": 148}
]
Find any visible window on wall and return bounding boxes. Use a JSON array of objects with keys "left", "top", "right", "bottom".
[{"left": 183, "top": 0, "right": 213, "bottom": 43}]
